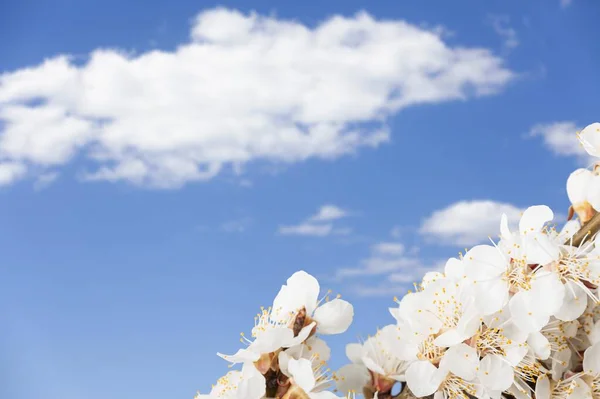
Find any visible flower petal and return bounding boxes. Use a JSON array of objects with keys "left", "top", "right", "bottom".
[
  {"left": 519, "top": 205, "right": 553, "bottom": 235},
  {"left": 567, "top": 169, "right": 593, "bottom": 204},
  {"left": 478, "top": 354, "right": 514, "bottom": 392},
  {"left": 313, "top": 299, "right": 353, "bottom": 335},
  {"left": 238, "top": 363, "right": 266, "bottom": 399},
  {"left": 334, "top": 364, "right": 370, "bottom": 395},
  {"left": 584, "top": 342, "right": 600, "bottom": 375},
  {"left": 288, "top": 358, "right": 316, "bottom": 393},
  {"left": 345, "top": 343, "right": 364, "bottom": 364},
  {"left": 527, "top": 331, "right": 550, "bottom": 360},
  {"left": 578, "top": 122, "right": 600, "bottom": 157},
  {"left": 534, "top": 374, "right": 551, "bottom": 399},
  {"left": 406, "top": 361, "right": 444, "bottom": 397},
  {"left": 554, "top": 280, "right": 587, "bottom": 321},
  {"left": 272, "top": 270, "right": 320, "bottom": 321},
  {"left": 439, "top": 343, "right": 478, "bottom": 380}
]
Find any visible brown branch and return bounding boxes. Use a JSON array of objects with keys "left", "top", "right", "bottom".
[{"left": 567, "top": 211, "right": 600, "bottom": 247}]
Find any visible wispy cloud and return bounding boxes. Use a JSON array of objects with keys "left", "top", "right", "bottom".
[
  {"left": 560, "top": 0, "right": 573, "bottom": 8},
  {"left": 488, "top": 15, "right": 519, "bottom": 51},
  {"left": 347, "top": 253, "right": 445, "bottom": 297},
  {"left": 528, "top": 121, "right": 590, "bottom": 163},
  {"left": 419, "top": 200, "right": 524, "bottom": 247},
  {"left": 336, "top": 241, "right": 428, "bottom": 279},
  {"left": 220, "top": 217, "right": 252, "bottom": 233},
  {"left": 0, "top": 8, "right": 514, "bottom": 188},
  {"left": 33, "top": 171, "right": 60, "bottom": 191},
  {"left": 309, "top": 205, "right": 348, "bottom": 222},
  {"left": 278, "top": 205, "right": 350, "bottom": 237}
]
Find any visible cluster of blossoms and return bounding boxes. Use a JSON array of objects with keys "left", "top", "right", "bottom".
[
  {"left": 198, "top": 123, "right": 600, "bottom": 399},
  {"left": 196, "top": 271, "right": 355, "bottom": 398}
]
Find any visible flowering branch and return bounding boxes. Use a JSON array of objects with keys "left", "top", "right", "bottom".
[
  {"left": 195, "top": 122, "right": 600, "bottom": 399},
  {"left": 570, "top": 211, "right": 600, "bottom": 247}
]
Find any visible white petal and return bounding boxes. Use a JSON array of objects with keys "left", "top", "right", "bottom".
[
  {"left": 434, "top": 328, "right": 464, "bottom": 347},
  {"left": 584, "top": 343, "right": 600, "bottom": 375},
  {"left": 288, "top": 322, "right": 316, "bottom": 347},
  {"left": 272, "top": 270, "right": 320, "bottom": 320},
  {"left": 345, "top": 343, "right": 364, "bottom": 364},
  {"left": 334, "top": 364, "right": 370, "bottom": 395},
  {"left": 567, "top": 169, "right": 593, "bottom": 204},
  {"left": 463, "top": 245, "right": 507, "bottom": 280},
  {"left": 305, "top": 336, "right": 331, "bottom": 363},
  {"left": 589, "top": 320, "right": 600, "bottom": 345},
  {"left": 509, "top": 290, "right": 551, "bottom": 334},
  {"left": 579, "top": 122, "right": 600, "bottom": 157},
  {"left": 566, "top": 377, "right": 592, "bottom": 399},
  {"left": 217, "top": 348, "right": 260, "bottom": 364},
  {"left": 587, "top": 175, "right": 600, "bottom": 211},
  {"left": 504, "top": 344, "right": 528, "bottom": 367},
  {"left": 534, "top": 374, "right": 551, "bottom": 399},
  {"left": 527, "top": 332, "right": 550, "bottom": 360},
  {"left": 362, "top": 355, "right": 386, "bottom": 375},
  {"left": 478, "top": 354, "right": 514, "bottom": 391},
  {"left": 472, "top": 278, "right": 509, "bottom": 315},
  {"left": 551, "top": 347, "right": 572, "bottom": 380},
  {"left": 522, "top": 234, "right": 560, "bottom": 265},
  {"left": 288, "top": 358, "right": 316, "bottom": 393},
  {"left": 422, "top": 271, "right": 444, "bottom": 288},
  {"left": 439, "top": 343, "right": 478, "bottom": 380},
  {"left": 555, "top": 280, "right": 587, "bottom": 321},
  {"left": 519, "top": 205, "right": 554, "bottom": 235},
  {"left": 253, "top": 327, "right": 295, "bottom": 353},
  {"left": 278, "top": 350, "right": 292, "bottom": 376},
  {"left": 500, "top": 213, "right": 512, "bottom": 240},
  {"left": 313, "top": 299, "right": 353, "bottom": 335},
  {"left": 238, "top": 363, "right": 266, "bottom": 399},
  {"left": 406, "top": 361, "right": 444, "bottom": 397},
  {"left": 531, "top": 271, "right": 565, "bottom": 315},
  {"left": 444, "top": 257, "right": 465, "bottom": 280},
  {"left": 559, "top": 219, "right": 581, "bottom": 243}
]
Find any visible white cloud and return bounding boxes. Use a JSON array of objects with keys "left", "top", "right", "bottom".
[
  {"left": 372, "top": 242, "right": 405, "bottom": 255},
  {"left": 220, "top": 217, "right": 252, "bottom": 233},
  {"left": 529, "top": 122, "right": 589, "bottom": 161},
  {"left": 278, "top": 223, "right": 333, "bottom": 237},
  {"left": 488, "top": 15, "right": 519, "bottom": 51},
  {"left": 348, "top": 254, "right": 445, "bottom": 296},
  {"left": 336, "top": 241, "right": 421, "bottom": 278},
  {"left": 278, "top": 204, "right": 349, "bottom": 237},
  {"left": 419, "top": 200, "right": 524, "bottom": 246},
  {"left": 0, "top": 8, "right": 514, "bottom": 188},
  {"left": 309, "top": 204, "right": 347, "bottom": 222},
  {"left": 0, "top": 162, "right": 26, "bottom": 185}
]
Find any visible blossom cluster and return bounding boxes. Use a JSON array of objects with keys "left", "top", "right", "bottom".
[
  {"left": 196, "top": 271, "right": 355, "bottom": 398},
  {"left": 197, "top": 122, "right": 600, "bottom": 399}
]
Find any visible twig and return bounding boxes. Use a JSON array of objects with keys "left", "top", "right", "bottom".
[{"left": 567, "top": 211, "right": 600, "bottom": 247}]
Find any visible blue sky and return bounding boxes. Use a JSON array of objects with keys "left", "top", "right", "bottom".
[{"left": 0, "top": 0, "right": 598, "bottom": 398}]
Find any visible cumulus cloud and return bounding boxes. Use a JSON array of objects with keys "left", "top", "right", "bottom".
[
  {"left": 419, "top": 200, "right": 525, "bottom": 246},
  {"left": 278, "top": 204, "right": 349, "bottom": 237},
  {"left": 529, "top": 122, "right": 590, "bottom": 162},
  {"left": 0, "top": 8, "right": 514, "bottom": 188}
]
